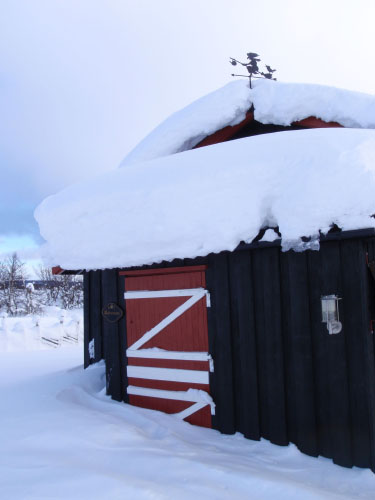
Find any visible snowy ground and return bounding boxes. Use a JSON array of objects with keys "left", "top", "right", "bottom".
[
  {"left": 1, "top": 320, "right": 375, "bottom": 499},
  {"left": 0, "top": 307, "right": 83, "bottom": 351}
]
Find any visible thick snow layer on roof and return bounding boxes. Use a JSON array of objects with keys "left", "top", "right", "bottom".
[
  {"left": 35, "top": 128, "right": 375, "bottom": 271},
  {"left": 120, "top": 79, "right": 375, "bottom": 167},
  {"left": 121, "top": 80, "right": 252, "bottom": 167}
]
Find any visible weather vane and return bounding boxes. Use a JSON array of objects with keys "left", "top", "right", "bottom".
[{"left": 230, "top": 52, "right": 276, "bottom": 88}]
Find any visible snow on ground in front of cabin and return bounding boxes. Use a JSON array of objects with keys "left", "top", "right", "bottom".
[
  {"left": 36, "top": 127, "right": 375, "bottom": 270},
  {"left": 1, "top": 335, "right": 375, "bottom": 499},
  {"left": 120, "top": 78, "right": 375, "bottom": 166}
]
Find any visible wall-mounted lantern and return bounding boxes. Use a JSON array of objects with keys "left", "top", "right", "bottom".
[{"left": 321, "top": 295, "right": 342, "bottom": 334}]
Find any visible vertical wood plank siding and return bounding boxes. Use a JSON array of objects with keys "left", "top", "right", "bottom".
[
  {"left": 101, "top": 269, "right": 122, "bottom": 401},
  {"left": 307, "top": 249, "right": 332, "bottom": 459},
  {"left": 89, "top": 270, "right": 103, "bottom": 364},
  {"left": 84, "top": 236, "right": 375, "bottom": 471},
  {"left": 206, "top": 253, "right": 236, "bottom": 434},
  {"left": 281, "top": 251, "right": 318, "bottom": 457},
  {"left": 341, "top": 240, "right": 372, "bottom": 467},
  {"left": 364, "top": 240, "right": 375, "bottom": 471},
  {"left": 228, "top": 251, "right": 260, "bottom": 440},
  {"left": 252, "top": 247, "right": 288, "bottom": 445},
  {"left": 83, "top": 272, "right": 91, "bottom": 369},
  {"left": 117, "top": 270, "right": 129, "bottom": 403}
]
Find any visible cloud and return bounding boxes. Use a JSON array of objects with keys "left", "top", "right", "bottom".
[{"left": 0, "top": 232, "right": 41, "bottom": 256}]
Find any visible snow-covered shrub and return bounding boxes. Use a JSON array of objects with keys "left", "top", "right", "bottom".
[
  {"left": 0, "top": 253, "right": 27, "bottom": 316},
  {"left": 36, "top": 266, "right": 83, "bottom": 310},
  {"left": 22, "top": 282, "right": 44, "bottom": 315},
  {"left": 57, "top": 275, "right": 83, "bottom": 310},
  {"left": 0, "top": 259, "right": 83, "bottom": 316}
]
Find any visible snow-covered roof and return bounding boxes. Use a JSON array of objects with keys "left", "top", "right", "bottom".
[
  {"left": 35, "top": 127, "right": 375, "bottom": 271},
  {"left": 120, "top": 79, "right": 375, "bottom": 167}
]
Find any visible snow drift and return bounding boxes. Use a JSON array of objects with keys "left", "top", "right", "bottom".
[
  {"left": 35, "top": 127, "right": 375, "bottom": 271},
  {"left": 3, "top": 348, "right": 375, "bottom": 499}
]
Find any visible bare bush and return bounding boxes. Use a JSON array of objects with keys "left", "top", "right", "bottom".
[
  {"left": 0, "top": 253, "right": 27, "bottom": 316},
  {"left": 36, "top": 266, "right": 83, "bottom": 310},
  {"left": 0, "top": 257, "right": 83, "bottom": 315}
]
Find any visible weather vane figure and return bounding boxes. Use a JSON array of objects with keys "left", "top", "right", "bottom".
[{"left": 230, "top": 52, "right": 276, "bottom": 88}]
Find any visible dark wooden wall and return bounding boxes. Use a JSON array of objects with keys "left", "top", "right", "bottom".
[
  {"left": 84, "top": 234, "right": 375, "bottom": 472},
  {"left": 84, "top": 269, "right": 128, "bottom": 402}
]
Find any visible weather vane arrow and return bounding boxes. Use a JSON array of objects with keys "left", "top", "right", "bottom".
[{"left": 229, "top": 52, "right": 276, "bottom": 88}]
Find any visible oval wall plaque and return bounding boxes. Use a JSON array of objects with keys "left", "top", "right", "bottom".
[{"left": 102, "top": 302, "right": 124, "bottom": 323}]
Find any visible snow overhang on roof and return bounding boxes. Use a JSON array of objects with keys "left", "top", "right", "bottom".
[
  {"left": 120, "top": 79, "right": 375, "bottom": 167},
  {"left": 35, "top": 128, "right": 375, "bottom": 271}
]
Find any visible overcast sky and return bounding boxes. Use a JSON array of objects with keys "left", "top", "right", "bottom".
[{"left": 1, "top": 0, "right": 375, "bottom": 270}]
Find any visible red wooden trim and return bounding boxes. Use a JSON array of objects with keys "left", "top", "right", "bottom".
[
  {"left": 292, "top": 116, "right": 342, "bottom": 128},
  {"left": 119, "top": 265, "right": 207, "bottom": 277},
  {"left": 52, "top": 266, "right": 82, "bottom": 276},
  {"left": 52, "top": 266, "right": 64, "bottom": 275},
  {"left": 193, "top": 111, "right": 343, "bottom": 150},
  {"left": 128, "top": 395, "right": 212, "bottom": 427},
  {"left": 127, "top": 358, "right": 209, "bottom": 370},
  {"left": 193, "top": 111, "right": 254, "bottom": 149},
  {"left": 129, "top": 394, "right": 192, "bottom": 413},
  {"left": 128, "top": 378, "right": 209, "bottom": 392}
]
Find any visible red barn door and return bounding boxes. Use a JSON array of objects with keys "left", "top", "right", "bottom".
[{"left": 120, "top": 266, "right": 214, "bottom": 427}]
